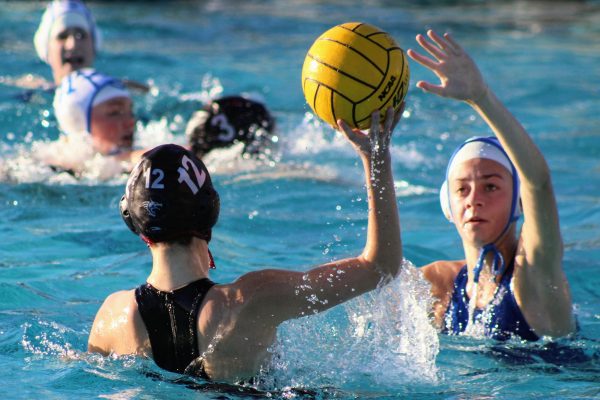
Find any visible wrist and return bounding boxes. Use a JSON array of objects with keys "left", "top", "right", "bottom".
[{"left": 468, "top": 83, "right": 489, "bottom": 107}]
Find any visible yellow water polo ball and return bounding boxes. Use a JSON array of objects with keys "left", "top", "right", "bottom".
[{"left": 301, "top": 22, "right": 410, "bottom": 130}]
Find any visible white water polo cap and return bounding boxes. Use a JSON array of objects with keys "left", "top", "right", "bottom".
[
  {"left": 34, "top": 0, "right": 101, "bottom": 63},
  {"left": 53, "top": 69, "right": 130, "bottom": 136},
  {"left": 440, "top": 136, "right": 521, "bottom": 223}
]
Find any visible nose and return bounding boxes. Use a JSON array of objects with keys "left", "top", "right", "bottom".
[
  {"left": 123, "top": 112, "right": 136, "bottom": 131},
  {"left": 64, "top": 34, "right": 77, "bottom": 50},
  {"left": 465, "top": 186, "right": 484, "bottom": 209}
]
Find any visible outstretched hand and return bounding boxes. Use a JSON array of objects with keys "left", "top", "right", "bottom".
[
  {"left": 337, "top": 103, "right": 404, "bottom": 158},
  {"left": 407, "top": 30, "right": 487, "bottom": 104}
]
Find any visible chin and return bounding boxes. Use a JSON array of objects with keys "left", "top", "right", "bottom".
[{"left": 459, "top": 230, "right": 493, "bottom": 247}]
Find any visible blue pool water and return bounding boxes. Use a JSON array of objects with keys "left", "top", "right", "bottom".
[{"left": 1, "top": 1, "right": 599, "bottom": 398}]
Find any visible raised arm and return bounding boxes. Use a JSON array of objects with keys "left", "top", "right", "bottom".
[
  {"left": 408, "top": 30, "right": 574, "bottom": 336},
  {"left": 234, "top": 106, "right": 403, "bottom": 324}
]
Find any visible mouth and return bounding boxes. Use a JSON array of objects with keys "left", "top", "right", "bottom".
[
  {"left": 465, "top": 216, "right": 487, "bottom": 225},
  {"left": 120, "top": 133, "right": 134, "bottom": 148},
  {"left": 63, "top": 55, "right": 86, "bottom": 68}
]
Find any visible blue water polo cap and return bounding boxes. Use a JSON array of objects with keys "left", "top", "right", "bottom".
[{"left": 120, "top": 144, "right": 220, "bottom": 243}]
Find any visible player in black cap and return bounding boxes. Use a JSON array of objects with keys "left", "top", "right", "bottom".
[
  {"left": 186, "top": 95, "right": 276, "bottom": 159},
  {"left": 119, "top": 144, "right": 220, "bottom": 244},
  {"left": 88, "top": 104, "right": 404, "bottom": 382}
]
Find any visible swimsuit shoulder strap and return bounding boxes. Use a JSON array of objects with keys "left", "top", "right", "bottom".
[{"left": 134, "top": 278, "right": 216, "bottom": 375}]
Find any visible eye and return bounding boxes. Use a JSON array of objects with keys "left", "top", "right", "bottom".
[
  {"left": 485, "top": 183, "right": 498, "bottom": 192},
  {"left": 454, "top": 186, "right": 468, "bottom": 196},
  {"left": 109, "top": 109, "right": 125, "bottom": 117},
  {"left": 74, "top": 30, "right": 87, "bottom": 40}
]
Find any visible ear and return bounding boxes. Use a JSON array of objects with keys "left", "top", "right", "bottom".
[{"left": 439, "top": 181, "right": 453, "bottom": 222}]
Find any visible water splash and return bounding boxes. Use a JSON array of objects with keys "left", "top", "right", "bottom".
[
  {"left": 259, "top": 261, "right": 439, "bottom": 392},
  {"left": 21, "top": 319, "right": 82, "bottom": 361},
  {"left": 0, "top": 117, "right": 184, "bottom": 185}
]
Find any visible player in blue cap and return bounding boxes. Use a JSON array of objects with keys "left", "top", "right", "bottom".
[{"left": 408, "top": 30, "right": 575, "bottom": 340}]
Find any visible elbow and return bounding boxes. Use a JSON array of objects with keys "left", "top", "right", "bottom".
[{"left": 361, "top": 250, "right": 403, "bottom": 283}]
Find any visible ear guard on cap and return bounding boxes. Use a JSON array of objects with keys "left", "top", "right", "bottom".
[
  {"left": 439, "top": 180, "right": 453, "bottom": 222},
  {"left": 119, "top": 194, "right": 138, "bottom": 235}
]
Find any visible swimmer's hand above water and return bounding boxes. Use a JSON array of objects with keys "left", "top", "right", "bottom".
[
  {"left": 337, "top": 104, "right": 403, "bottom": 158},
  {"left": 407, "top": 30, "right": 488, "bottom": 105}
]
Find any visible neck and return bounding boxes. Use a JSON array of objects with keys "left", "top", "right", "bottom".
[
  {"left": 463, "top": 225, "right": 518, "bottom": 285},
  {"left": 146, "top": 237, "right": 210, "bottom": 291}
]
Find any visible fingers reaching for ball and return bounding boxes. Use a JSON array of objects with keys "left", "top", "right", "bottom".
[{"left": 337, "top": 103, "right": 404, "bottom": 157}]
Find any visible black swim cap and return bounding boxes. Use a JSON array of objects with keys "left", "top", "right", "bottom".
[
  {"left": 186, "top": 96, "right": 275, "bottom": 158},
  {"left": 120, "top": 144, "right": 220, "bottom": 243}
]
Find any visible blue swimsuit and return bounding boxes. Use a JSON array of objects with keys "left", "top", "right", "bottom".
[{"left": 443, "top": 264, "right": 539, "bottom": 341}]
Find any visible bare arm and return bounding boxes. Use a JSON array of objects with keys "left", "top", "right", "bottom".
[
  {"left": 236, "top": 106, "right": 404, "bottom": 325},
  {"left": 408, "top": 30, "right": 574, "bottom": 336},
  {"left": 121, "top": 79, "right": 150, "bottom": 93},
  {"left": 87, "top": 290, "right": 150, "bottom": 356}
]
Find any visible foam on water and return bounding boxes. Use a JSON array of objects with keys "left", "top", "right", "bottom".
[{"left": 257, "top": 261, "right": 438, "bottom": 392}]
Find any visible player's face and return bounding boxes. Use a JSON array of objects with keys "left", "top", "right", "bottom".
[
  {"left": 47, "top": 27, "right": 95, "bottom": 84},
  {"left": 90, "top": 97, "right": 135, "bottom": 155},
  {"left": 448, "top": 158, "right": 514, "bottom": 246}
]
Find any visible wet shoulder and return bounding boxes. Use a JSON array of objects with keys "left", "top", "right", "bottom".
[
  {"left": 104, "top": 288, "right": 137, "bottom": 310},
  {"left": 421, "top": 260, "right": 465, "bottom": 294},
  {"left": 90, "top": 289, "right": 146, "bottom": 355}
]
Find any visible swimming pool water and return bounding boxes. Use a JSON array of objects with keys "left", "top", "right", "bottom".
[{"left": 1, "top": 1, "right": 599, "bottom": 398}]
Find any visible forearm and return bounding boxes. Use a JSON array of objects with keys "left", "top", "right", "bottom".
[
  {"left": 360, "top": 150, "right": 402, "bottom": 278},
  {"left": 469, "top": 88, "right": 551, "bottom": 188}
]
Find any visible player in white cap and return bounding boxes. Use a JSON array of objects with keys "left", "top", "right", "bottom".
[
  {"left": 407, "top": 30, "right": 575, "bottom": 340},
  {"left": 34, "top": 0, "right": 100, "bottom": 86}
]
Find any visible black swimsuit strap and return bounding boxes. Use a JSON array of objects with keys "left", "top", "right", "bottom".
[{"left": 135, "top": 278, "right": 216, "bottom": 375}]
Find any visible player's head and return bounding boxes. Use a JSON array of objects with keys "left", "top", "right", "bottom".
[
  {"left": 440, "top": 135, "right": 521, "bottom": 254},
  {"left": 120, "top": 144, "right": 220, "bottom": 244},
  {"left": 186, "top": 96, "right": 275, "bottom": 158},
  {"left": 34, "top": 0, "right": 101, "bottom": 83},
  {"left": 54, "top": 69, "right": 134, "bottom": 155}
]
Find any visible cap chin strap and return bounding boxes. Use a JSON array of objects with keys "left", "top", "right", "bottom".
[
  {"left": 208, "top": 248, "right": 216, "bottom": 269},
  {"left": 472, "top": 208, "right": 518, "bottom": 286},
  {"left": 472, "top": 243, "right": 505, "bottom": 285},
  {"left": 140, "top": 234, "right": 155, "bottom": 247},
  {"left": 467, "top": 218, "right": 516, "bottom": 328}
]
